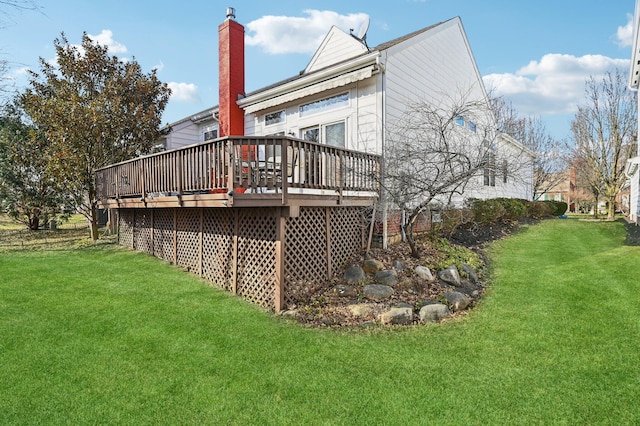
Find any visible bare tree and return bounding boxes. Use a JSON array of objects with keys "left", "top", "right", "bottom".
[
  {"left": 0, "top": 0, "right": 39, "bottom": 27},
  {"left": 491, "top": 96, "right": 566, "bottom": 200},
  {"left": 383, "top": 94, "right": 531, "bottom": 257},
  {"left": 571, "top": 69, "right": 637, "bottom": 220},
  {"left": 1, "top": 1, "right": 40, "bottom": 104}
]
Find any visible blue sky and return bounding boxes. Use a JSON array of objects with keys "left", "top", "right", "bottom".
[{"left": 1, "top": 0, "right": 635, "bottom": 140}]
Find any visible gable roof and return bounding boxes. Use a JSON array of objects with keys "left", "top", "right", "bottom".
[
  {"left": 240, "top": 18, "right": 455, "bottom": 106},
  {"left": 305, "top": 26, "right": 369, "bottom": 74},
  {"left": 372, "top": 17, "right": 453, "bottom": 51},
  {"left": 165, "top": 17, "right": 467, "bottom": 127}
]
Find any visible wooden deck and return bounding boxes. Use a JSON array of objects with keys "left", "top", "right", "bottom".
[{"left": 96, "top": 136, "right": 381, "bottom": 209}]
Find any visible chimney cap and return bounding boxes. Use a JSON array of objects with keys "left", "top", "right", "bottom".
[{"left": 226, "top": 7, "right": 236, "bottom": 20}]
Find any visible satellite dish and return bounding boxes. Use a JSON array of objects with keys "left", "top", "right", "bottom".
[{"left": 356, "top": 17, "right": 370, "bottom": 40}]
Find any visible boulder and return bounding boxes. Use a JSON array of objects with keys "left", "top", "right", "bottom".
[
  {"left": 348, "top": 304, "right": 374, "bottom": 318},
  {"left": 374, "top": 269, "right": 398, "bottom": 287},
  {"left": 393, "top": 259, "right": 406, "bottom": 270},
  {"left": 415, "top": 265, "right": 435, "bottom": 282},
  {"left": 419, "top": 303, "right": 451, "bottom": 322},
  {"left": 379, "top": 307, "right": 413, "bottom": 325},
  {"left": 334, "top": 284, "right": 357, "bottom": 298},
  {"left": 461, "top": 263, "right": 478, "bottom": 284},
  {"left": 363, "top": 258, "right": 384, "bottom": 274},
  {"left": 363, "top": 284, "right": 394, "bottom": 301},
  {"left": 438, "top": 265, "right": 461, "bottom": 286},
  {"left": 444, "top": 291, "right": 472, "bottom": 311},
  {"left": 343, "top": 265, "right": 366, "bottom": 284}
]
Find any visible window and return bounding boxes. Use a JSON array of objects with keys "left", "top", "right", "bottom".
[
  {"left": 455, "top": 116, "right": 477, "bottom": 133},
  {"left": 202, "top": 124, "right": 218, "bottom": 141},
  {"left": 265, "top": 110, "right": 285, "bottom": 126},
  {"left": 502, "top": 159, "right": 508, "bottom": 184},
  {"left": 483, "top": 141, "right": 496, "bottom": 187},
  {"left": 300, "top": 93, "right": 349, "bottom": 117},
  {"left": 325, "top": 122, "right": 345, "bottom": 147},
  {"left": 301, "top": 126, "right": 319, "bottom": 142},
  {"left": 300, "top": 121, "right": 346, "bottom": 147}
]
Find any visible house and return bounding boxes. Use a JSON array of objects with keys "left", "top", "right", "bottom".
[
  {"left": 158, "top": 8, "right": 533, "bottom": 226},
  {"left": 96, "top": 8, "right": 533, "bottom": 311},
  {"left": 628, "top": 0, "right": 640, "bottom": 224}
]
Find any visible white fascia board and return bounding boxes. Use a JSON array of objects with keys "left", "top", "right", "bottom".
[
  {"left": 498, "top": 132, "right": 535, "bottom": 158},
  {"left": 630, "top": 0, "right": 640, "bottom": 89},
  {"left": 238, "top": 51, "right": 380, "bottom": 114}
]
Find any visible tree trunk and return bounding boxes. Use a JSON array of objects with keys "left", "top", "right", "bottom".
[
  {"left": 403, "top": 210, "right": 422, "bottom": 258},
  {"left": 28, "top": 216, "right": 40, "bottom": 231},
  {"left": 606, "top": 195, "right": 616, "bottom": 221},
  {"left": 90, "top": 205, "right": 99, "bottom": 241}
]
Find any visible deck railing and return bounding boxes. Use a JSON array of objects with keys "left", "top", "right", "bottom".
[{"left": 96, "top": 136, "right": 381, "bottom": 204}]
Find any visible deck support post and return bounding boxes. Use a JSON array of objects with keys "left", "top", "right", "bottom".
[{"left": 275, "top": 208, "right": 286, "bottom": 312}]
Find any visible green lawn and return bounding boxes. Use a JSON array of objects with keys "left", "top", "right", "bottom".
[{"left": 1, "top": 219, "right": 639, "bottom": 424}]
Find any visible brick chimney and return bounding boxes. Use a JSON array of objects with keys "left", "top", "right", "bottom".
[{"left": 218, "top": 7, "right": 245, "bottom": 137}]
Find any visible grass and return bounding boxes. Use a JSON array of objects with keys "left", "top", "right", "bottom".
[
  {"left": 0, "top": 214, "right": 111, "bottom": 252},
  {"left": 1, "top": 218, "right": 639, "bottom": 424}
]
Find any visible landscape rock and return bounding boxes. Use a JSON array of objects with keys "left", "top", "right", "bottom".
[
  {"left": 415, "top": 265, "right": 435, "bottom": 282},
  {"left": 343, "top": 265, "right": 366, "bottom": 284},
  {"left": 363, "top": 258, "right": 384, "bottom": 274},
  {"left": 374, "top": 269, "right": 399, "bottom": 287},
  {"left": 438, "top": 265, "right": 461, "bottom": 286},
  {"left": 444, "top": 291, "right": 472, "bottom": 311},
  {"left": 333, "top": 284, "right": 357, "bottom": 298},
  {"left": 363, "top": 284, "right": 394, "bottom": 301},
  {"left": 393, "top": 259, "right": 406, "bottom": 270},
  {"left": 419, "top": 303, "right": 451, "bottom": 322},
  {"left": 379, "top": 307, "right": 413, "bottom": 325},
  {"left": 461, "top": 263, "right": 478, "bottom": 284},
  {"left": 348, "top": 304, "right": 375, "bottom": 318}
]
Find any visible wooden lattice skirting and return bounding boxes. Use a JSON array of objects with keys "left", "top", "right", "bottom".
[{"left": 116, "top": 207, "right": 366, "bottom": 311}]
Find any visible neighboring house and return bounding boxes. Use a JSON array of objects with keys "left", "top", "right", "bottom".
[
  {"left": 628, "top": 0, "right": 640, "bottom": 224},
  {"left": 97, "top": 8, "right": 533, "bottom": 311},
  {"left": 159, "top": 10, "right": 533, "bottom": 227},
  {"left": 537, "top": 168, "right": 577, "bottom": 211}
]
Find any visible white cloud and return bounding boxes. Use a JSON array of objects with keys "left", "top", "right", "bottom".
[
  {"left": 617, "top": 13, "right": 634, "bottom": 47},
  {"left": 483, "top": 53, "right": 630, "bottom": 116},
  {"left": 245, "top": 9, "right": 369, "bottom": 54},
  {"left": 167, "top": 82, "right": 199, "bottom": 102},
  {"left": 153, "top": 61, "right": 165, "bottom": 72},
  {"left": 87, "top": 29, "right": 127, "bottom": 54}
]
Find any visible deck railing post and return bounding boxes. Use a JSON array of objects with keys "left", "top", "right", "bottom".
[
  {"left": 281, "top": 138, "right": 288, "bottom": 205},
  {"left": 177, "top": 150, "right": 183, "bottom": 204},
  {"left": 226, "top": 138, "right": 235, "bottom": 206}
]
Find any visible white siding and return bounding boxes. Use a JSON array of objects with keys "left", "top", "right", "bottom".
[
  {"left": 164, "top": 120, "right": 200, "bottom": 150},
  {"left": 383, "top": 18, "right": 487, "bottom": 125},
  {"left": 245, "top": 78, "right": 381, "bottom": 154},
  {"left": 305, "top": 27, "right": 368, "bottom": 74}
]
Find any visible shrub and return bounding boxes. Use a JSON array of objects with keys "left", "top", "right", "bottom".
[
  {"left": 527, "top": 201, "right": 553, "bottom": 218},
  {"left": 543, "top": 200, "right": 568, "bottom": 216},
  {"left": 428, "top": 237, "right": 482, "bottom": 271},
  {"left": 494, "top": 198, "right": 527, "bottom": 221},
  {"left": 472, "top": 199, "right": 506, "bottom": 225},
  {"left": 433, "top": 208, "right": 474, "bottom": 236}
]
